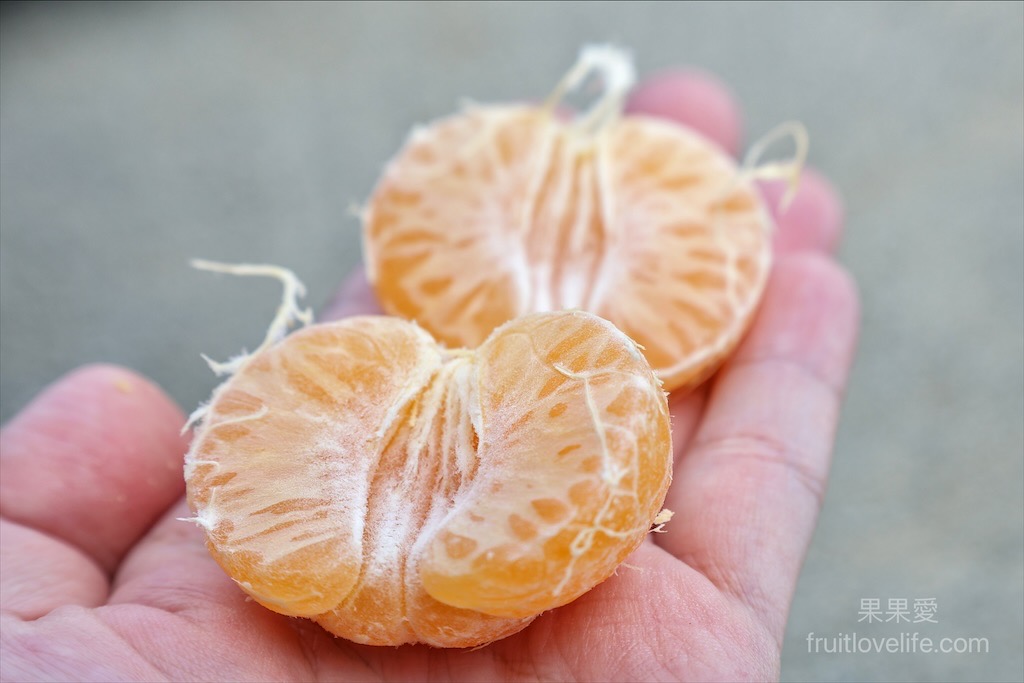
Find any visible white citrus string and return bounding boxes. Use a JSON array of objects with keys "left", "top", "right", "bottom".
[
  {"left": 738, "top": 121, "right": 810, "bottom": 213},
  {"left": 544, "top": 44, "right": 637, "bottom": 137},
  {"left": 181, "top": 260, "right": 313, "bottom": 434},
  {"left": 190, "top": 259, "right": 314, "bottom": 376}
]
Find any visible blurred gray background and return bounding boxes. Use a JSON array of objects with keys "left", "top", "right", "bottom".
[{"left": 1, "top": 2, "right": 1021, "bottom": 681}]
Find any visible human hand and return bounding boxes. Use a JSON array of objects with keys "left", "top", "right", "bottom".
[{"left": 1, "top": 69, "right": 858, "bottom": 682}]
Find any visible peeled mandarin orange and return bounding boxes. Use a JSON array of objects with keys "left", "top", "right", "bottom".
[
  {"left": 363, "top": 46, "right": 800, "bottom": 392},
  {"left": 184, "top": 307, "right": 671, "bottom": 647}
]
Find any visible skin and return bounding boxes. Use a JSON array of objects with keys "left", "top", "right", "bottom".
[{"left": 0, "top": 70, "right": 858, "bottom": 682}]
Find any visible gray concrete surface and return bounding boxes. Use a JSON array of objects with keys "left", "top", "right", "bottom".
[{"left": 1, "top": 2, "right": 1021, "bottom": 681}]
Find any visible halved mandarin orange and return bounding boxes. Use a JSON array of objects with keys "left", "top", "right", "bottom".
[
  {"left": 185, "top": 303, "right": 671, "bottom": 647},
  {"left": 363, "top": 46, "right": 803, "bottom": 391}
]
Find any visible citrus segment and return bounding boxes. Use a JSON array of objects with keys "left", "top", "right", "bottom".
[
  {"left": 419, "top": 312, "right": 671, "bottom": 618},
  {"left": 185, "top": 310, "right": 671, "bottom": 647},
  {"left": 589, "top": 116, "right": 771, "bottom": 390},
  {"left": 363, "top": 108, "right": 552, "bottom": 348},
  {"left": 185, "top": 318, "right": 441, "bottom": 617},
  {"left": 362, "top": 46, "right": 781, "bottom": 391}
]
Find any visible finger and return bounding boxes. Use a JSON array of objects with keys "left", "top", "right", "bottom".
[
  {"left": 655, "top": 253, "right": 859, "bottom": 642},
  {"left": 661, "top": 174, "right": 845, "bottom": 506},
  {"left": 658, "top": 170, "right": 846, "bottom": 538},
  {"left": 627, "top": 68, "right": 742, "bottom": 157},
  {"left": 318, "top": 265, "right": 384, "bottom": 322},
  {"left": 668, "top": 386, "right": 709, "bottom": 465},
  {"left": 0, "top": 519, "right": 108, "bottom": 618},
  {"left": 764, "top": 167, "right": 845, "bottom": 255},
  {"left": 0, "top": 364, "right": 189, "bottom": 574},
  {"left": 517, "top": 543, "right": 778, "bottom": 681}
]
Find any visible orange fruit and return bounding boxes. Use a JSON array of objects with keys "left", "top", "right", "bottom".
[
  {"left": 363, "top": 46, "right": 784, "bottom": 392},
  {"left": 185, "top": 310, "right": 671, "bottom": 647}
]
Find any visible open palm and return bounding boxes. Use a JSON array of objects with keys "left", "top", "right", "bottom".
[{"left": 1, "top": 70, "right": 858, "bottom": 682}]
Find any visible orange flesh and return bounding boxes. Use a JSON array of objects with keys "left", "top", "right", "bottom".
[
  {"left": 185, "top": 311, "right": 672, "bottom": 647},
  {"left": 364, "top": 107, "right": 772, "bottom": 391}
]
